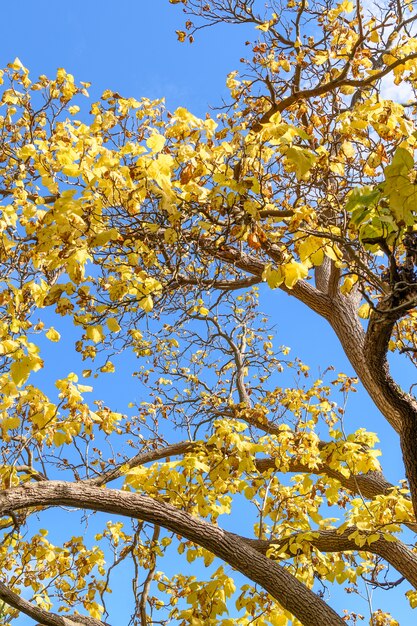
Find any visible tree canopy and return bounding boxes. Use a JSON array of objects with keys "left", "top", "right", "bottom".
[{"left": 2, "top": 0, "right": 417, "bottom": 624}]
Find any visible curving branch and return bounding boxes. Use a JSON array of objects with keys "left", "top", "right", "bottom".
[
  {"left": 171, "top": 275, "right": 262, "bottom": 291},
  {"left": 199, "top": 239, "right": 333, "bottom": 318},
  {"left": 197, "top": 227, "right": 414, "bottom": 439},
  {"left": 364, "top": 299, "right": 417, "bottom": 518},
  {"left": 0, "top": 481, "right": 345, "bottom": 626}
]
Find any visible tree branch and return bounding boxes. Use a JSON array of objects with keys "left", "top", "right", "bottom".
[
  {"left": 89, "top": 433, "right": 414, "bottom": 530},
  {"left": 253, "top": 51, "right": 417, "bottom": 129},
  {"left": 0, "top": 580, "right": 109, "bottom": 626},
  {"left": 88, "top": 441, "right": 197, "bottom": 487},
  {"left": 242, "top": 527, "right": 417, "bottom": 589},
  {"left": 0, "top": 481, "right": 345, "bottom": 626},
  {"left": 363, "top": 296, "right": 417, "bottom": 517}
]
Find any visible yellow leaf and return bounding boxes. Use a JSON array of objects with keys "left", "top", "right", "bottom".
[
  {"left": 284, "top": 261, "right": 309, "bottom": 288},
  {"left": 369, "top": 30, "right": 379, "bottom": 43},
  {"left": 164, "top": 228, "right": 178, "bottom": 243},
  {"left": 87, "top": 603, "right": 104, "bottom": 620},
  {"left": 328, "top": 0, "right": 353, "bottom": 20},
  {"left": 244, "top": 486, "right": 255, "bottom": 499},
  {"left": 1, "top": 417, "right": 20, "bottom": 431},
  {"left": 341, "top": 142, "right": 355, "bottom": 159},
  {"left": 19, "top": 144, "right": 37, "bottom": 159},
  {"left": 11, "top": 355, "right": 43, "bottom": 387},
  {"left": 91, "top": 228, "right": 120, "bottom": 247},
  {"left": 0, "top": 339, "right": 20, "bottom": 355},
  {"left": 147, "top": 133, "right": 166, "bottom": 153},
  {"left": 256, "top": 22, "right": 270, "bottom": 32},
  {"left": 78, "top": 383, "right": 93, "bottom": 392},
  {"left": 406, "top": 590, "right": 417, "bottom": 608},
  {"left": 106, "top": 318, "right": 121, "bottom": 333},
  {"left": 279, "top": 59, "right": 291, "bottom": 72},
  {"left": 340, "top": 275, "right": 358, "bottom": 295},
  {"left": 44, "top": 549, "right": 56, "bottom": 563},
  {"left": 46, "top": 327, "right": 61, "bottom": 342},
  {"left": 298, "top": 236, "right": 324, "bottom": 266},
  {"left": 9, "top": 57, "right": 25, "bottom": 71},
  {"left": 263, "top": 266, "right": 284, "bottom": 289},
  {"left": 34, "top": 595, "right": 52, "bottom": 611},
  {"left": 100, "top": 361, "right": 115, "bottom": 373},
  {"left": 285, "top": 147, "right": 318, "bottom": 180},
  {"left": 329, "top": 161, "right": 345, "bottom": 175},
  {"left": 340, "top": 0, "right": 353, "bottom": 12},
  {"left": 138, "top": 295, "right": 153, "bottom": 313},
  {"left": 53, "top": 431, "right": 67, "bottom": 446},
  {"left": 86, "top": 325, "right": 104, "bottom": 343},
  {"left": 62, "top": 163, "right": 80, "bottom": 177},
  {"left": 186, "top": 549, "right": 197, "bottom": 563},
  {"left": 313, "top": 51, "right": 329, "bottom": 66},
  {"left": 358, "top": 303, "right": 370, "bottom": 319}
]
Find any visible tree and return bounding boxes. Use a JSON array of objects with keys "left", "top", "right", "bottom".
[{"left": 2, "top": 0, "right": 417, "bottom": 623}]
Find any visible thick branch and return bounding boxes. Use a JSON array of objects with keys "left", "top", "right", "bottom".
[
  {"left": 199, "top": 237, "right": 413, "bottom": 438},
  {"left": 0, "top": 189, "right": 59, "bottom": 205},
  {"left": 362, "top": 300, "right": 417, "bottom": 517},
  {"left": 258, "top": 208, "right": 294, "bottom": 219},
  {"left": 0, "top": 481, "right": 345, "bottom": 626},
  {"left": 256, "top": 458, "right": 393, "bottom": 499},
  {"left": 364, "top": 302, "right": 417, "bottom": 423},
  {"left": 255, "top": 458, "right": 417, "bottom": 532},
  {"left": 172, "top": 275, "right": 262, "bottom": 291},
  {"left": 238, "top": 409, "right": 417, "bottom": 532},
  {"left": 200, "top": 240, "right": 333, "bottom": 317},
  {"left": 318, "top": 293, "right": 408, "bottom": 434}
]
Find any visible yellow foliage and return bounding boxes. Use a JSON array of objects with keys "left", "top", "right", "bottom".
[{"left": 1, "top": 4, "right": 417, "bottom": 622}]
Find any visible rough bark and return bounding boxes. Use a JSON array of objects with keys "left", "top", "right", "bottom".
[
  {"left": 0, "top": 481, "right": 345, "bottom": 626},
  {"left": 294, "top": 284, "right": 417, "bottom": 519},
  {"left": 364, "top": 303, "right": 417, "bottom": 519},
  {"left": 256, "top": 459, "right": 395, "bottom": 499},
  {"left": 209, "top": 243, "right": 411, "bottom": 434}
]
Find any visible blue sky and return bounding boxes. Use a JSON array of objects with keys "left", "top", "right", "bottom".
[
  {"left": 1, "top": 0, "right": 416, "bottom": 623},
  {"left": 0, "top": 0, "right": 249, "bottom": 115}
]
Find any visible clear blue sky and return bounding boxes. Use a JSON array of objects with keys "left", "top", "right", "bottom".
[
  {"left": 0, "top": 0, "right": 249, "bottom": 116},
  {"left": 1, "top": 1, "right": 415, "bottom": 623}
]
